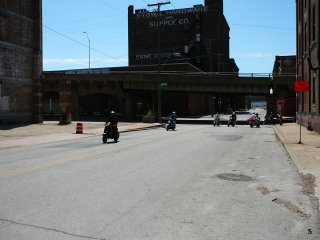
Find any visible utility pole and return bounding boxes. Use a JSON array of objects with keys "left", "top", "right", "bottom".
[
  {"left": 148, "top": 2, "right": 170, "bottom": 123},
  {"left": 206, "top": 38, "right": 213, "bottom": 72},
  {"left": 83, "top": 32, "right": 91, "bottom": 70}
]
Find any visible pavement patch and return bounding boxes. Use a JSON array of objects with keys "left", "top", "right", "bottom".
[
  {"left": 300, "top": 173, "right": 316, "bottom": 196},
  {"left": 271, "top": 198, "right": 310, "bottom": 220},
  {"left": 215, "top": 173, "right": 254, "bottom": 182},
  {"left": 299, "top": 173, "right": 320, "bottom": 219},
  {"left": 257, "top": 186, "right": 280, "bottom": 195}
]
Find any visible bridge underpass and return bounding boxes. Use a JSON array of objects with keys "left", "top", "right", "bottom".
[{"left": 42, "top": 71, "right": 295, "bottom": 123}]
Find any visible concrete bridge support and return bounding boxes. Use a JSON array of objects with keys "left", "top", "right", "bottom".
[{"left": 59, "top": 80, "right": 72, "bottom": 124}]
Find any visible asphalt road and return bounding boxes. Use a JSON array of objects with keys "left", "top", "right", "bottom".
[{"left": 0, "top": 124, "right": 319, "bottom": 240}]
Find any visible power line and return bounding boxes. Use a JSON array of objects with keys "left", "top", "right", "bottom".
[
  {"left": 44, "top": 19, "right": 127, "bottom": 37},
  {"left": 95, "top": 0, "right": 126, "bottom": 15},
  {"left": 43, "top": 25, "right": 117, "bottom": 59},
  {"left": 170, "top": 1, "right": 176, "bottom": 9},
  {"left": 44, "top": 13, "right": 120, "bottom": 26}
]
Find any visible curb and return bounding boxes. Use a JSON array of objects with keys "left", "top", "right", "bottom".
[
  {"left": 273, "top": 125, "right": 304, "bottom": 170},
  {"left": 0, "top": 124, "right": 162, "bottom": 150},
  {"left": 273, "top": 125, "right": 320, "bottom": 208}
]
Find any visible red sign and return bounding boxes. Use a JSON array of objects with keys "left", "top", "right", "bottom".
[
  {"left": 277, "top": 98, "right": 285, "bottom": 105},
  {"left": 294, "top": 81, "right": 309, "bottom": 92}
]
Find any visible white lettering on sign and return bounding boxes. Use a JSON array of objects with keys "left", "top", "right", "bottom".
[
  {"left": 135, "top": 52, "right": 182, "bottom": 60},
  {"left": 149, "top": 18, "right": 191, "bottom": 28},
  {"left": 136, "top": 6, "right": 209, "bottom": 19},
  {"left": 136, "top": 54, "right": 153, "bottom": 60}
]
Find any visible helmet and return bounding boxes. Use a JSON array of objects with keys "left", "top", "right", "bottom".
[{"left": 110, "top": 111, "right": 115, "bottom": 115}]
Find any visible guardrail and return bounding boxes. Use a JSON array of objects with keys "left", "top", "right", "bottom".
[{"left": 44, "top": 70, "right": 296, "bottom": 78}]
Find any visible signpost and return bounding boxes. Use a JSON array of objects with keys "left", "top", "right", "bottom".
[
  {"left": 295, "top": 81, "right": 309, "bottom": 144},
  {"left": 277, "top": 98, "right": 285, "bottom": 125},
  {"left": 277, "top": 98, "right": 285, "bottom": 106}
]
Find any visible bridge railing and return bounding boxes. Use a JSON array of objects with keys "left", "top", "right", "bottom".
[
  {"left": 107, "top": 71, "right": 296, "bottom": 78},
  {"left": 46, "top": 69, "right": 296, "bottom": 78}
]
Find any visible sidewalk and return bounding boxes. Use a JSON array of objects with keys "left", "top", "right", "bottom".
[
  {"left": 274, "top": 123, "right": 320, "bottom": 204},
  {"left": 0, "top": 121, "right": 161, "bottom": 149}
]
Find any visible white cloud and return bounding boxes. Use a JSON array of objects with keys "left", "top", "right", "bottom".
[{"left": 44, "top": 58, "right": 128, "bottom": 66}]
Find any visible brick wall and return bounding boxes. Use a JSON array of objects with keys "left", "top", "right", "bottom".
[
  {"left": 0, "top": 0, "right": 42, "bottom": 123},
  {"left": 128, "top": 0, "right": 238, "bottom": 73},
  {"left": 296, "top": 0, "right": 320, "bottom": 133}
]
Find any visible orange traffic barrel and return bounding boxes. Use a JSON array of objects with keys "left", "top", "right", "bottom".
[{"left": 76, "top": 123, "right": 83, "bottom": 134}]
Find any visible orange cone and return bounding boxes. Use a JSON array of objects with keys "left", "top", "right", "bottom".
[{"left": 76, "top": 123, "right": 83, "bottom": 134}]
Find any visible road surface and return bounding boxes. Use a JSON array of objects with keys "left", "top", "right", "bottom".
[{"left": 0, "top": 124, "right": 319, "bottom": 239}]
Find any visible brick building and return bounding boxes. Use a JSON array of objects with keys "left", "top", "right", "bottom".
[
  {"left": 0, "top": 0, "right": 42, "bottom": 123},
  {"left": 128, "top": 0, "right": 238, "bottom": 73},
  {"left": 272, "top": 55, "right": 296, "bottom": 116},
  {"left": 296, "top": 0, "right": 320, "bottom": 132}
]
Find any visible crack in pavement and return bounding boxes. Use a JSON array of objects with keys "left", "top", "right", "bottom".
[{"left": 0, "top": 218, "right": 107, "bottom": 240}]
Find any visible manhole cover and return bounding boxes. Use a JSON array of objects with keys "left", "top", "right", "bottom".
[{"left": 216, "top": 173, "right": 254, "bottom": 182}]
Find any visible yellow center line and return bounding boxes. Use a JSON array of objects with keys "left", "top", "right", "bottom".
[{"left": 0, "top": 127, "right": 205, "bottom": 179}]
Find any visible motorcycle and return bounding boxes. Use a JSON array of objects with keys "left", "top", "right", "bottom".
[
  {"left": 227, "top": 118, "right": 236, "bottom": 127},
  {"left": 247, "top": 117, "right": 261, "bottom": 128},
  {"left": 166, "top": 117, "right": 176, "bottom": 131},
  {"left": 264, "top": 115, "right": 279, "bottom": 125},
  {"left": 102, "top": 124, "right": 119, "bottom": 143},
  {"left": 213, "top": 116, "right": 220, "bottom": 127}
]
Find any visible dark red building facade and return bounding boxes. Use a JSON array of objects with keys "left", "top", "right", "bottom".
[
  {"left": 296, "top": 0, "right": 320, "bottom": 132},
  {"left": 272, "top": 55, "right": 296, "bottom": 116},
  {"left": 0, "top": 0, "right": 43, "bottom": 123},
  {"left": 128, "top": 0, "right": 238, "bottom": 73}
]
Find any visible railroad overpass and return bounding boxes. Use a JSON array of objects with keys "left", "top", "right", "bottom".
[{"left": 42, "top": 70, "right": 295, "bottom": 123}]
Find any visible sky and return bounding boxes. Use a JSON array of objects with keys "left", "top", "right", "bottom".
[{"left": 43, "top": 0, "right": 296, "bottom": 73}]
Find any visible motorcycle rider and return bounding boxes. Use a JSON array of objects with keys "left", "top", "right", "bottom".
[
  {"left": 251, "top": 112, "right": 256, "bottom": 124},
  {"left": 230, "top": 112, "right": 237, "bottom": 125},
  {"left": 231, "top": 112, "right": 237, "bottom": 120},
  {"left": 214, "top": 112, "right": 220, "bottom": 125},
  {"left": 255, "top": 113, "right": 260, "bottom": 125},
  {"left": 171, "top": 111, "right": 177, "bottom": 121},
  {"left": 167, "top": 111, "right": 177, "bottom": 130},
  {"left": 105, "top": 111, "right": 118, "bottom": 135}
]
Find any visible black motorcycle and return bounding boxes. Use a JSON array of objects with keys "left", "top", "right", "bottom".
[
  {"left": 166, "top": 117, "right": 176, "bottom": 131},
  {"left": 250, "top": 118, "right": 261, "bottom": 128},
  {"left": 227, "top": 118, "right": 236, "bottom": 127},
  {"left": 102, "top": 124, "right": 119, "bottom": 143}
]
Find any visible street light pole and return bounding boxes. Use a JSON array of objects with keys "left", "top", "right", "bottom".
[
  {"left": 83, "top": 32, "right": 91, "bottom": 70},
  {"left": 148, "top": 2, "right": 170, "bottom": 124}
]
